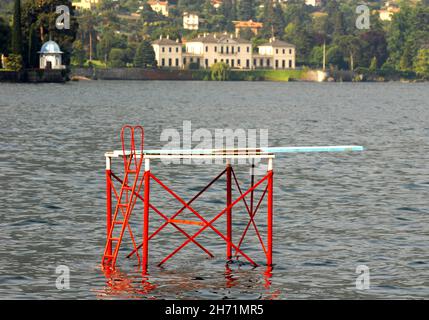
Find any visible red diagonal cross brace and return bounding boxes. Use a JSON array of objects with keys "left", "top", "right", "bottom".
[
  {"left": 110, "top": 172, "right": 214, "bottom": 259},
  {"left": 151, "top": 171, "right": 272, "bottom": 267},
  {"left": 231, "top": 168, "right": 268, "bottom": 256},
  {"left": 125, "top": 168, "right": 228, "bottom": 259}
]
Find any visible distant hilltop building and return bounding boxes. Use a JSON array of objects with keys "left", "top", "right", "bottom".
[
  {"left": 211, "top": 0, "right": 223, "bottom": 9},
  {"left": 38, "top": 40, "right": 65, "bottom": 70},
  {"left": 233, "top": 20, "right": 263, "bottom": 37},
  {"left": 183, "top": 12, "right": 199, "bottom": 30},
  {"left": 152, "top": 33, "right": 296, "bottom": 70},
  {"left": 378, "top": 3, "right": 400, "bottom": 21},
  {"left": 305, "top": 0, "right": 322, "bottom": 6},
  {"left": 148, "top": 0, "right": 169, "bottom": 17},
  {"left": 72, "top": 0, "right": 99, "bottom": 10}
]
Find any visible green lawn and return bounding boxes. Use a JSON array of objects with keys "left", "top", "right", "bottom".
[
  {"left": 190, "top": 69, "right": 306, "bottom": 81},
  {"left": 70, "top": 60, "right": 107, "bottom": 68},
  {"left": 230, "top": 69, "right": 305, "bottom": 81}
]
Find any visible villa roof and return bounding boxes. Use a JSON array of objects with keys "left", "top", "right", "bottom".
[
  {"left": 259, "top": 38, "right": 295, "bottom": 48},
  {"left": 148, "top": 0, "right": 168, "bottom": 6},
  {"left": 152, "top": 37, "right": 180, "bottom": 45},
  {"left": 187, "top": 33, "right": 251, "bottom": 44},
  {"left": 233, "top": 20, "right": 263, "bottom": 28}
]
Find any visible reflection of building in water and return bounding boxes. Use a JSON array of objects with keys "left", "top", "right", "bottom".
[{"left": 38, "top": 41, "right": 65, "bottom": 70}]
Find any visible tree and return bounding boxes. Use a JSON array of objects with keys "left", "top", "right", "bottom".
[
  {"left": 387, "top": 3, "right": 429, "bottom": 70},
  {"left": 238, "top": 0, "right": 254, "bottom": 21},
  {"left": 261, "top": 0, "right": 275, "bottom": 37},
  {"left": 71, "top": 40, "right": 86, "bottom": 66},
  {"left": 335, "top": 35, "right": 364, "bottom": 70},
  {"left": 220, "top": 0, "right": 237, "bottom": 31},
  {"left": 239, "top": 28, "right": 254, "bottom": 40},
  {"left": 97, "top": 29, "right": 127, "bottom": 63},
  {"left": 134, "top": 40, "right": 156, "bottom": 68},
  {"left": 414, "top": 48, "right": 429, "bottom": 79},
  {"left": 272, "top": 2, "right": 285, "bottom": 37},
  {"left": 369, "top": 57, "right": 377, "bottom": 72},
  {"left": 326, "top": 45, "right": 347, "bottom": 70},
  {"left": 211, "top": 62, "right": 230, "bottom": 80},
  {"left": 27, "top": 22, "right": 39, "bottom": 67},
  {"left": 284, "top": 22, "right": 313, "bottom": 64},
  {"left": 108, "top": 48, "right": 127, "bottom": 67},
  {"left": 11, "top": 0, "right": 22, "bottom": 55},
  {"left": 0, "top": 17, "right": 11, "bottom": 54},
  {"left": 360, "top": 31, "right": 388, "bottom": 68},
  {"left": 309, "top": 46, "right": 324, "bottom": 68},
  {"left": 78, "top": 11, "right": 97, "bottom": 61}
]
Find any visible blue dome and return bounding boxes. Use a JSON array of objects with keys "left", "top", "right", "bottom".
[{"left": 39, "top": 41, "right": 63, "bottom": 54}]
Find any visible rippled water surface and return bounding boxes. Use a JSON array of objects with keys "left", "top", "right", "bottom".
[{"left": 0, "top": 81, "right": 428, "bottom": 299}]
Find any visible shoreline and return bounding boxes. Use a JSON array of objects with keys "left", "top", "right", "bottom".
[{"left": 0, "top": 67, "right": 426, "bottom": 83}]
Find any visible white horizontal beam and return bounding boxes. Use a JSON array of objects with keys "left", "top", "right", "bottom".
[{"left": 105, "top": 145, "right": 363, "bottom": 159}]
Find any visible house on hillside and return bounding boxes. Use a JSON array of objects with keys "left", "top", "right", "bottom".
[
  {"left": 148, "top": 0, "right": 169, "bottom": 17},
  {"left": 211, "top": 0, "right": 222, "bottom": 9},
  {"left": 72, "top": 0, "right": 99, "bottom": 11},
  {"left": 183, "top": 12, "right": 199, "bottom": 30},
  {"left": 233, "top": 20, "right": 263, "bottom": 37},
  {"left": 378, "top": 3, "right": 400, "bottom": 21}
]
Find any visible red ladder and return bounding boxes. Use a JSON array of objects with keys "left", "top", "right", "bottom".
[{"left": 102, "top": 125, "right": 144, "bottom": 268}]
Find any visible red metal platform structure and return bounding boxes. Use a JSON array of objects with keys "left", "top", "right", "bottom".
[{"left": 102, "top": 125, "right": 363, "bottom": 274}]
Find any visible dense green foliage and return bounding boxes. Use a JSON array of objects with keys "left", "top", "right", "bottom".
[
  {"left": 4, "top": 53, "right": 23, "bottom": 71},
  {"left": 1, "top": 0, "right": 428, "bottom": 79},
  {"left": 414, "top": 48, "right": 429, "bottom": 79},
  {"left": 211, "top": 62, "right": 230, "bottom": 80},
  {"left": 71, "top": 40, "right": 86, "bottom": 66},
  {"left": 20, "top": 0, "right": 78, "bottom": 67}
]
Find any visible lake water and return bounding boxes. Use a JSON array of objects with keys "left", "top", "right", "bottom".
[{"left": 0, "top": 81, "right": 428, "bottom": 299}]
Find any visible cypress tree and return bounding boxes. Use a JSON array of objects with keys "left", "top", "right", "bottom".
[
  {"left": 134, "top": 40, "right": 156, "bottom": 68},
  {"left": 261, "top": 0, "right": 275, "bottom": 37},
  {"left": 11, "top": 0, "right": 22, "bottom": 55},
  {"left": 238, "top": 0, "right": 254, "bottom": 21}
]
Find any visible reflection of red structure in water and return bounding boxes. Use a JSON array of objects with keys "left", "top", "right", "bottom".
[
  {"left": 101, "top": 125, "right": 274, "bottom": 274},
  {"left": 97, "top": 265, "right": 277, "bottom": 299},
  {"left": 97, "top": 268, "right": 157, "bottom": 298}
]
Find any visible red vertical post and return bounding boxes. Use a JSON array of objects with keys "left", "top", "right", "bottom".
[
  {"left": 226, "top": 162, "right": 232, "bottom": 260},
  {"left": 267, "top": 158, "right": 273, "bottom": 267},
  {"left": 143, "top": 158, "right": 150, "bottom": 274},
  {"left": 106, "top": 157, "right": 112, "bottom": 256}
]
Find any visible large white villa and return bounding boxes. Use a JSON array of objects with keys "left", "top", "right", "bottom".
[{"left": 152, "top": 33, "right": 296, "bottom": 70}]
